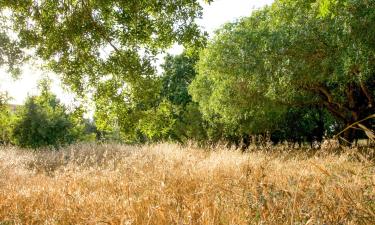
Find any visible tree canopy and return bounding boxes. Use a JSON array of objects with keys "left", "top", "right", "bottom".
[
  {"left": 94, "top": 51, "right": 208, "bottom": 143},
  {"left": 190, "top": 0, "right": 375, "bottom": 142},
  {"left": 1, "top": 0, "right": 374, "bottom": 147},
  {"left": 0, "top": 0, "right": 211, "bottom": 89}
]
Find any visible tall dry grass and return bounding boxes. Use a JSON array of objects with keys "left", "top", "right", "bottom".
[{"left": 0, "top": 143, "right": 374, "bottom": 224}]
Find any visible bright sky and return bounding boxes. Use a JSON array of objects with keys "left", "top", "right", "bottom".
[{"left": 0, "top": 0, "right": 274, "bottom": 105}]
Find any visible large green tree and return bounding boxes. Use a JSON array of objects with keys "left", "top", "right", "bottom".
[
  {"left": 272, "top": 0, "right": 375, "bottom": 141},
  {"left": 0, "top": 0, "right": 211, "bottom": 92},
  {"left": 1, "top": 0, "right": 213, "bottom": 143},
  {"left": 190, "top": 8, "right": 288, "bottom": 138},
  {"left": 190, "top": 0, "right": 375, "bottom": 142}
]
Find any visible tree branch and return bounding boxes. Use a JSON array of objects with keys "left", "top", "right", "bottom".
[
  {"left": 303, "top": 83, "right": 352, "bottom": 121},
  {"left": 81, "top": 0, "right": 122, "bottom": 55},
  {"left": 350, "top": 66, "right": 374, "bottom": 108},
  {"left": 322, "top": 101, "right": 347, "bottom": 121},
  {"left": 316, "top": 85, "right": 333, "bottom": 103}
]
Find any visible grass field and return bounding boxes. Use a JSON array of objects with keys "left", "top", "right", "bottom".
[{"left": 0, "top": 143, "right": 374, "bottom": 224}]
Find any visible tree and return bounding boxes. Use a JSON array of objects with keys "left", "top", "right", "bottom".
[
  {"left": 93, "top": 75, "right": 161, "bottom": 142},
  {"left": 270, "top": 0, "right": 375, "bottom": 142},
  {"left": 189, "top": 9, "right": 288, "bottom": 140},
  {"left": 158, "top": 52, "right": 208, "bottom": 143},
  {"left": 94, "top": 51, "right": 209, "bottom": 143},
  {"left": 0, "top": 32, "right": 24, "bottom": 77},
  {"left": 138, "top": 100, "right": 177, "bottom": 142},
  {"left": 1, "top": 1, "right": 213, "bottom": 144},
  {"left": 161, "top": 53, "right": 199, "bottom": 106},
  {"left": 12, "top": 80, "right": 83, "bottom": 148},
  {"left": 0, "top": 92, "right": 9, "bottom": 107},
  {"left": 190, "top": 0, "right": 375, "bottom": 143},
  {"left": 0, "top": 0, "right": 212, "bottom": 100},
  {"left": 160, "top": 51, "right": 269, "bottom": 145}
]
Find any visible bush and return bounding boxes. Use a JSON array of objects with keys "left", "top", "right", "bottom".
[{"left": 12, "top": 82, "right": 83, "bottom": 149}]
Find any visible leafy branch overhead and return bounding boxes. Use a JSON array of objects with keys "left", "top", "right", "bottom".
[{"left": 0, "top": 0, "right": 212, "bottom": 92}]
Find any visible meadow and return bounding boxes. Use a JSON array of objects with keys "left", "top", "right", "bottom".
[{"left": 0, "top": 143, "right": 374, "bottom": 225}]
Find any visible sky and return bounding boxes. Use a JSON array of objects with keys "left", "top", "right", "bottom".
[{"left": 0, "top": 0, "right": 274, "bottom": 105}]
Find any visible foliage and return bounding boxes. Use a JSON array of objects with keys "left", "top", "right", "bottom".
[
  {"left": 2, "top": 0, "right": 374, "bottom": 146},
  {"left": 0, "top": 31, "right": 24, "bottom": 77},
  {"left": 0, "top": 0, "right": 212, "bottom": 96},
  {"left": 12, "top": 80, "right": 84, "bottom": 148},
  {"left": 0, "top": 91, "right": 9, "bottom": 107},
  {"left": 138, "top": 100, "right": 177, "bottom": 142},
  {"left": 0, "top": 0, "right": 218, "bottom": 144},
  {"left": 189, "top": 8, "right": 288, "bottom": 137},
  {"left": 190, "top": 0, "right": 375, "bottom": 143},
  {"left": 94, "top": 51, "right": 209, "bottom": 143},
  {"left": 93, "top": 75, "right": 161, "bottom": 142},
  {"left": 270, "top": 107, "right": 339, "bottom": 145},
  {"left": 0, "top": 92, "right": 15, "bottom": 144},
  {"left": 161, "top": 53, "right": 198, "bottom": 106},
  {"left": 157, "top": 52, "right": 208, "bottom": 142}
]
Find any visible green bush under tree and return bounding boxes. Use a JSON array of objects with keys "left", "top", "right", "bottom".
[{"left": 12, "top": 80, "right": 88, "bottom": 149}]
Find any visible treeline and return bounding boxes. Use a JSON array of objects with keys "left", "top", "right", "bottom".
[
  {"left": 93, "top": 53, "right": 368, "bottom": 148},
  {"left": 0, "top": 0, "right": 374, "bottom": 148},
  {"left": 94, "top": 0, "right": 374, "bottom": 147}
]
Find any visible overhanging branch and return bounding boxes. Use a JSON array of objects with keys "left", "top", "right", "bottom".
[{"left": 303, "top": 83, "right": 352, "bottom": 121}]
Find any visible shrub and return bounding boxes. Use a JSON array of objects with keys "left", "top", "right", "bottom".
[{"left": 12, "top": 82, "right": 82, "bottom": 149}]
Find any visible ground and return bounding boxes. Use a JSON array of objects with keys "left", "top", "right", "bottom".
[{"left": 0, "top": 143, "right": 374, "bottom": 224}]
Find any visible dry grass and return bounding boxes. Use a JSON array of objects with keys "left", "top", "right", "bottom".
[{"left": 0, "top": 143, "right": 374, "bottom": 225}]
